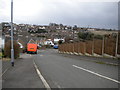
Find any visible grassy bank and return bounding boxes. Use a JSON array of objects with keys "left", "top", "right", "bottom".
[
  {"left": 0, "top": 52, "right": 2, "bottom": 58},
  {"left": 0, "top": 52, "right": 10, "bottom": 61}
]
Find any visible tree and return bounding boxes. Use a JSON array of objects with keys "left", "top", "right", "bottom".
[
  {"left": 78, "top": 32, "right": 94, "bottom": 40},
  {"left": 58, "top": 40, "right": 63, "bottom": 44},
  {"left": 59, "top": 24, "right": 63, "bottom": 27},
  {"left": 4, "top": 40, "right": 20, "bottom": 59},
  {"left": 73, "top": 25, "right": 78, "bottom": 30},
  {"left": 94, "top": 35, "right": 103, "bottom": 39}
]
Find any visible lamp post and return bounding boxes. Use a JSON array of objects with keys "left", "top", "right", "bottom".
[{"left": 11, "top": 0, "right": 14, "bottom": 66}]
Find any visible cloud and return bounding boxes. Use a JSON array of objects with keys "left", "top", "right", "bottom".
[
  {"left": 33, "top": 1, "right": 118, "bottom": 29},
  {"left": 0, "top": 0, "right": 118, "bottom": 29}
]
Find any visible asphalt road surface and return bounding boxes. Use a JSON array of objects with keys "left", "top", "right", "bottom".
[
  {"left": 34, "top": 49, "right": 119, "bottom": 88},
  {"left": 2, "top": 49, "right": 119, "bottom": 89}
]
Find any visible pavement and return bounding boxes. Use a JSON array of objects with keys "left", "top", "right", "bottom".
[{"left": 2, "top": 54, "right": 44, "bottom": 88}]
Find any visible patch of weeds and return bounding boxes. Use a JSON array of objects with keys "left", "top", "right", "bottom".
[
  {"left": 95, "top": 61, "right": 106, "bottom": 64},
  {"left": 2, "top": 58, "right": 10, "bottom": 61},
  {"left": 94, "top": 61, "right": 118, "bottom": 66}
]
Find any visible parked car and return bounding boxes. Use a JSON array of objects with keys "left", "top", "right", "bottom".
[{"left": 53, "top": 44, "right": 58, "bottom": 49}]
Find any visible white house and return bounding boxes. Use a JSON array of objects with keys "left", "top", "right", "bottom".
[
  {"left": 87, "top": 28, "right": 95, "bottom": 31},
  {"left": 44, "top": 39, "right": 54, "bottom": 46},
  {"left": 54, "top": 38, "right": 65, "bottom": 44}
]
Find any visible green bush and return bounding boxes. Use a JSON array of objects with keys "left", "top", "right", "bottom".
[
  {"left": 4, "top": 40, "right": 20, "bottom": 59},
  {"left": 0, "top": 52, "right": 2, "bottom": 59},
  {"left": 58, "top": 40, "right": 63, "bottom": 44},
  {"left": 94, "top": 35, "right": 103, "bottom": 40},
  {"left": 78, "top": 32, "right": 94, "bottom": 40}
]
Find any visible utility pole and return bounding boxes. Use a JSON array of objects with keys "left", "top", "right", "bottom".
[{"left": 11, "top": 0, "right": 14, "bottom": 66}]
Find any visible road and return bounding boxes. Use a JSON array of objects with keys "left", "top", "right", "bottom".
[
  {"left": 34, "top": 49, "right": 119, "bottom": 88},
  {"left": 2, "top": 49, "right": 119, "bottom": 88}
]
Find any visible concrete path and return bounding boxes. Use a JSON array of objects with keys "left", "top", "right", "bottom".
[{"left": 2, "top": 54, "right": 44, "bottom": 88}]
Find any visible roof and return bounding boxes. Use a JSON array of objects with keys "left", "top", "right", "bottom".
[{"left": 28, "top": 39, "right": 36, "bottom": 44}]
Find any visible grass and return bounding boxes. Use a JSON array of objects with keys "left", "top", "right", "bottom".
[
  {"left": 0, "top": 52, "right": 2, "bottom": 56},
  {"left": 94, "top": 61, "right": 118, "bottom": 66},
  {"left": 2, "top": 58, "right": 10, "bottom": 61},
  {"left": 94, "top": 61, "right": 106, "bottom": 64},
  {"left": 0, "top": 52, "right": 2, "bottom": 59},
  {"left": 0, "top": 52, "right": 10, "bottom": 61},
  {"left": 62, "top": 53, "right": 118, "bottom": 66}
]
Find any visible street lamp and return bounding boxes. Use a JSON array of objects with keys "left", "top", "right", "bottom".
[{"left": 11, "top": 0, "right": 14, "bottom": 66}]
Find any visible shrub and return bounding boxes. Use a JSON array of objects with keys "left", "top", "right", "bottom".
[
  {"left": 78, "top": 32, "right": 94, "bottom": 40},
  {"left": 4, "top": 40, "right": 20, "bottom": 59},
  {"left": 58, "top": 40, "right": 63, "bottom": 44},
  {"left": 94, "top": 35, "right": 103, "bottom": 40}
]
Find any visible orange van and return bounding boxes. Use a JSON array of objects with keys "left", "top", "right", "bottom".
[{"left": 27, "top": 43, "right": 37, "bottom": 54}]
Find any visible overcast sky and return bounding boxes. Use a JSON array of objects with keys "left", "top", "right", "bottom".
[{"left": 0, "top": 0, "right": 119, "bottom": 29}]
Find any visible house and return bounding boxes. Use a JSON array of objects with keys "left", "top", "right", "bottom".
[
  {"left": 54, "top": 38, "right": 65, "bottom": 44},
  {"left": 87, "top": 28, "right": 95, "bottom": 31},
  {"left": 44, "top": 39, "right": 54, "bottom": 46}
]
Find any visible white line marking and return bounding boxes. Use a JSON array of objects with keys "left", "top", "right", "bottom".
[
  {"left": 0, "top": 67, "right": 10, "bottom": 77},
  {"left": 57, "top": 85, "right": 61, "bottom": 88},
  {"left": 33, "top": 60, "right": 51, "bottom": 90},
  {"left": 73, "top": 65, "right": 120, "bottom": 84},
  {"left": 54, "top": 81, "right": 61, "bottom": 88}
]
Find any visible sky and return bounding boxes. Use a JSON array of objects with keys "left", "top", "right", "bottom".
[{"left": 0, "top": 0, "right": 119, "bottom": 29}]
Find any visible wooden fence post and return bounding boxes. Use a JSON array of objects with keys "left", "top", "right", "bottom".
[
  {"left": 102, "top": 35, "right": 105, "bottom": 56},
  {"left": 115, "top": 32, "right": 118, "bottom": 57}
]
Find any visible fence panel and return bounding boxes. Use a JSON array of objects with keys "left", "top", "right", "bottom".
[
  {"left": 104, "top": 37, "right": 116, "bottom": 56},
  {"left": 72, "top": 43, "right": 74, "bottom": 53},
  {"left": 118, "top": 32, "right": 120, "bottom": 55},
  {"left": 64, "top": 44, "right": 66, "bottom": 52},
  {"left": 68, "top": 43, "right": 71, "bottom": 53},
  {"left": 78, "top": 42, "right": 85, "bottom": 54},
  {"left": 64, "top": 43, "right": 66, "bottom": 52},
  {"left": 61, "top": 44, "right": 64, "bottom": 52},
  {"left": 70, "top": 43, "right": 74, "bottom": 53},
  {"left": 58, "top": 45, "right": 61, "bottom": 51},
  {"left": 66, "top": 43, "right": 69, "bottom": 52},
  {"left": 74, "top": 42, "right": 79, "bottom": 53},
  {"left": 86, "top": 41, "right": 93, "bottom": 55},
  {"left": 94, "top": 39, "right": 102, "bottom": 55}
]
